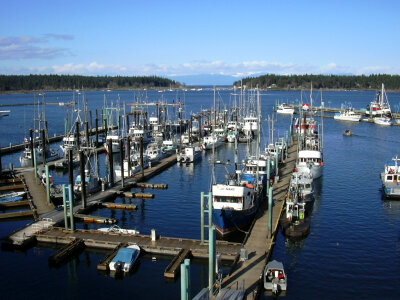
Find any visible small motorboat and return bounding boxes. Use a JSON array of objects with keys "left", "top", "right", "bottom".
[
  {"left": 109, "top": 244, "right": 141, "bottom": 273},
  {"left": 98, "top": 225, "right": 140, "bottom": 235},
  {"left": 264, "top": 260, "right": 287, "bottom": 295},
  {"left": 343, "top": 129, "right": 353, "bottom": 136}
]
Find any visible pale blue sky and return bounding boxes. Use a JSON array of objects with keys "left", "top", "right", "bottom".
[{"left": 1, "top": 0, "right": 400, "bottom": 83}]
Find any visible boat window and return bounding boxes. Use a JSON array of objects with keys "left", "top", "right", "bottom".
[
  {"left": 387, "top": 175, "right": 393, "bottom": 181},
  {"left": 394, "top": 175, "right": 398, "bottom": 181},
  {"left": 214, "top": 196, "right": 242, "bottom": 203}
]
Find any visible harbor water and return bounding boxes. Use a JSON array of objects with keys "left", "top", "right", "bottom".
[{"left": 1, "top": 89, "right": 400, "bottom": 299}]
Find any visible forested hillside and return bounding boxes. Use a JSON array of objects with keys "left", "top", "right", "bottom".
[
  {"left": 234, "top": 74, "right": 400, "bottom": 90},
  {"left": 0, "top": 75, "right": 179, "bottom": 91}
]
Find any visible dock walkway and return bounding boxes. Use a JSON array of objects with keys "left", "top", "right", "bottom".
[
  {"left": 220, "top": 140, "right": 298, "bottom": 298},
  {"left": 36, "top": 227, "right": 241, "bottom": 261}
]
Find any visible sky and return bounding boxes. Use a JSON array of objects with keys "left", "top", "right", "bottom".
[{"left": 1, "top": 0, "right": 400, "bottom": 84}]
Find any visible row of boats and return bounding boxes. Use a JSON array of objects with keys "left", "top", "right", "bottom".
[{"left": 277, "top": 83, "right": 399, "bottom": 126}]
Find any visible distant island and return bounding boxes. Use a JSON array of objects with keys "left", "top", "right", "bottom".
[
  {"left": 0, "top": 74, "right": 180, "bottom": 92},
  {"left": 234, "top": 74, "right": 400, "bottom": 91}
]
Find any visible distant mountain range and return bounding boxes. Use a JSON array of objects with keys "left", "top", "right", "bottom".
[{"left": 168, "top": 74, "right": 237, "bottom": 86}]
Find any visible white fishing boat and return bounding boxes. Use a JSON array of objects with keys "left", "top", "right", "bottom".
[
  {"left": 297, "top": 150, "right": 323, "bottom": 179},
  {"left": 176, "top": 146, "right": 202, "bottom": 163},
  {"left": 290, "top": 168, "right": 314, "bottom": 202},
  {"left": 276, "top": 103, "right": 295, "bottom": 115},
  {"left": 201, "top": 135, "right": 223, "bottom": 150},
  {"left": 226, "top": 131, "right": 237, "bottom": 143},
  {"left": 334, "top": 108, "right": 362, "bottom": 122},
  {"left": 145, "top": 142, "right": 165, "bottom": 163},
  {"left": 381, "top": 155, "right": 400, "bottom": 199},
  {"left": 109, "top": 244, "right": 141, "bottom": 273},
  {"left": 373, "top": 115, "right": 392, "bottom": 126},
  {"left": 98, "top": 225, "right": 140, "bottom": 235},
  {"left": 264, "top": 260, "right": 287, "bottom": 294},
  {"left": 104, "top": 130, "right": 121, "bottom": 153},
  {"left": 161, "top": 139, "right": 178, "bottom": 154}
]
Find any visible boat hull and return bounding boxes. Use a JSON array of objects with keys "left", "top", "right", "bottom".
[{"left": 213, "top": 206, "right": 258, "bottom": 236}]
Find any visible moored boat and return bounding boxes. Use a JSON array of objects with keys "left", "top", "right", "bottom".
[
  {"left": 381, "top": 156, "right": 400, "bottom": 199},
  {"left": 276, "top": 103, "right": 295, "bottom": 115},
  {"left": 109, "top": 244, "right": 141, "bottom": 273},
  {"left": 263, "top": 260, "right": 287, "bottom": 294},
  {"left": 334, "top": 108, "right": 362, "bottom": 122}
]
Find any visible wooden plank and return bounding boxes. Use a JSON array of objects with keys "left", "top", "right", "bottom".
[
  {"left": 0, "top": 210, "right": 34, "bottom": 220},
  {"left": 102, "top": 202, "right": 137, "bottom": 210},
  {"left": 97, "top": 243, "right": 127, "bottom": 271},
  {"left": 0, "top": 200, "right": 30, "bottom": 209},
  {"left": 0, "top": 184, "right": 25, "bottom": 192},
  {"left": 49, "top": 238, "right": 85, "bottom": 266},
  {"left": 164, "top": 248, "right": 191, "bottom": 279}
]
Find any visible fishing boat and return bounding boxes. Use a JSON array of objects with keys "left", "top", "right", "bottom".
[
  {"left": 263, "top": 260, "right": 287, "bottom": 294},
  {"left": 381, "top": 156, "right": 400, "bottom": 199},
  {"left": 290, "top": 169, "right": 314, "bottom": 202},
  {"left": 73, "top": 149, "right": 101, "bottom": 195},
  {"left": 98, "top": 225, "right": 140, "bottom": 235},
  {"left": 73, "top": 170, "right": 101, "bottom": 195},
  {"left": 176, "top": 146, "right": 202, "bottom": 163},
  {"left": 366, "top": 83, "right": 392, "bottom": 117},
  {"left": 297, "top": 150, "right": 323, "bottom": 179},
  {"left": 145, "top": 142, "right": 165, "bottom": 163},
  {"left": 334, "top": 108, "right": 362, "bottom": 122},
  {"left": 276, "top": 103, "right": 295, "bottom": 115},
  {"left": 201, "top": 134, "right": 223, "bottom": 150},
  {"left": 373, "top": 115, "right": 392, "bottom": 126},
  {"left": 226, "top": 131, "right": 237, "bottom": 143},
  {"left": 109, "top": 244, "right": 141, "bottom": 273},
  {"left": 115, "top": 152, "right": 150, "bottom": 178},
  {"left": 104, "top": 129, "right": 121, "bottom": 153},
  {"left": 280, "top": 190, "right": 311, "bottom": 238},
  {"left": 212, "top": 179, "right": 262, "bottom": 236}
]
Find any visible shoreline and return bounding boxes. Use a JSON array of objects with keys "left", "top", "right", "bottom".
[{"left": 2, "top": 87, "right": 400, "bottom": 95}]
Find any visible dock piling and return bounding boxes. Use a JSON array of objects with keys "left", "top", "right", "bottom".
[
  {"left": 268, "top": 186, "right": 273, "bottom": 238},
  {"left": 208, "top": 226, "right": 216, "bottom": 293},
  {"left": 68, "top": 184, "right": 75, "bottom": 232},
  {"left": 62, "top": 184, "right": 68, "bottom": 230},
  {"left": 120, "top": 139, "right": 124, "bottom": 187},
  {"left": 45, "top": 164, "right": 50, "bottom": 204},
  {"left": 108, "top": 139, "right": 114, "bottom": 187},
  {"left": 79, "top": 150, "right": 86, "bottom": 209}
]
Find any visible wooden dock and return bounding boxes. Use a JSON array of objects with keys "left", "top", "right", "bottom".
[
  {"left": 36, "top": 227, "right": 241, "bottom": 261},
  {"left": 2, "top": 151, "right": 178, "bottom": 247},
  {"left": 220, "top": 140, "right": 298, "bottom": 298}
]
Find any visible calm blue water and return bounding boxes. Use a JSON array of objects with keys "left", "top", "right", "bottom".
[{"left": 1, "top": 89, "right": 400, "bottom": 299}]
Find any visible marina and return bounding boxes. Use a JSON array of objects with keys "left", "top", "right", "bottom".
[{"left": 0, "top": 88, "right": 400, "bottom": 299}]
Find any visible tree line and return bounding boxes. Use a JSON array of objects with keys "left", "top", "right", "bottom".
[
  {"left": 0, "top": 74, "right": 179, "bottom": 91},
  {"left": 234, "top": 74, "right": 400, "bottom": 90}
]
